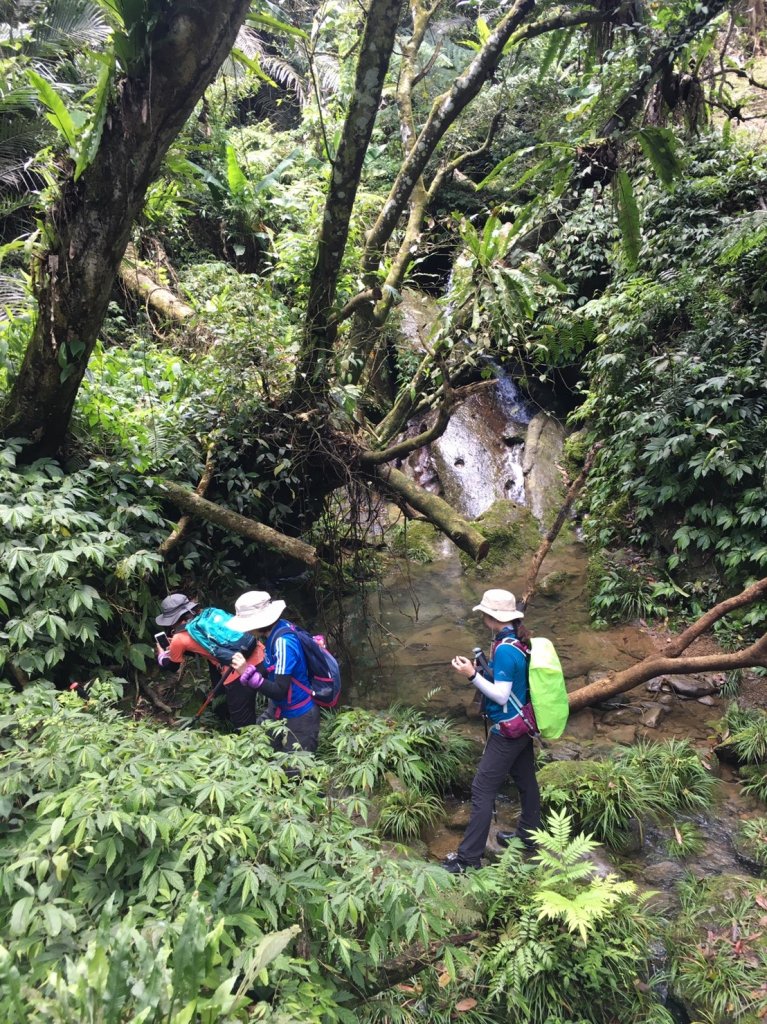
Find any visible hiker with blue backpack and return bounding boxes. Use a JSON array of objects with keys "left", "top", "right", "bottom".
[
  {"left": 228, "top": 591, "right": 340, "bottom": 754},
  {"left": 443, "top": 589, "right": 561, "bottom": 875},
  {"left": 154, "top": 593, "right": 265, "bottom": 729}
]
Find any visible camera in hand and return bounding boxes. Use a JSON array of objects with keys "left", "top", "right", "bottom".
[
  {"left": 154, "top": 631, "right": 170, "bottom": 651},
  {"left": 471, "top": 647, "right": 490, "bottom": 707}
]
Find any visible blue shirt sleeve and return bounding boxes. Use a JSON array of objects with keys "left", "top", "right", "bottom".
[
  {"left": 492, "top": 642, "right": 528, "bottom": 706},
  {"left": 273, "top": 634, "right": 307, "bottom": 683}
]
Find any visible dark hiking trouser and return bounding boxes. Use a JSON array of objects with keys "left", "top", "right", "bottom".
[
  {"left": 257, "top": 703, "right": 320, "bottom": 753},
  {"left": 457, "top": 730, "right": 541, "bottom": 866}
]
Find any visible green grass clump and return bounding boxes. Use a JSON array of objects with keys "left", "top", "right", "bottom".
[
  {"left": 741, "top": 764, "right": 767, "bottom": 804},
  {"left": 377, "top": 789, "right": 443, "bottom": 842},
  {"left": 718, "top": 703, "right": 767, "bottom": 763},
  {"left": 733, "top": 817, "right": 767, "bottom": 869},
  {"left": 668, "top": 875, "right": 767, "bottom": 1022},
  {"left": 538, "top": 741, "right": 715, "bottom": 850},
  {"left": 619, "top": 739, "right": 715, "bottom": 812},
  {"left": 665, "top": 821, "right": 704, "bottom": 860}
]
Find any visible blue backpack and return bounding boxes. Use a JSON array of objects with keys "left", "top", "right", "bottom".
[
  {"left": 186, "top": 608, "right": 258, "bottom": 664},
  {"left": 272, "top": 624, "right": 341, "bottom": 708}
]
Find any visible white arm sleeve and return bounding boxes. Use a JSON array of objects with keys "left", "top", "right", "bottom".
[{"left": 472, "top": 672, "right": 512, "bottom": 706}]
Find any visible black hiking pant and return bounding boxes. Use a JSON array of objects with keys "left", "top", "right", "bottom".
[{"left": 457, "top": 731, "right": 541, "bottom": 866}]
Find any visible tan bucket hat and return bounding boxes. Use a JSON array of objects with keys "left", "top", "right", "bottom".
[
  {"left": 227, "top": 591, "right": 286, "bottom": 631},
  {"left": 472, "top": 588, "right": 524, "bottom": 622}
]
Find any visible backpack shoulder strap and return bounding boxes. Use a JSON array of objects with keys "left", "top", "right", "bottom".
[{"left": 498, "top": 637, "right": 530, "bottom": 658}]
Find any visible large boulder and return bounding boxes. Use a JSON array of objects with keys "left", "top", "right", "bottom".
[{"left": 523, "top": 412, "right": 566, "bottom": 523}]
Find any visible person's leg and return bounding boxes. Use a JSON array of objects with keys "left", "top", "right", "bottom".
[
  {"left": 276, "top": 705, "right": 320, "bottom": 753},
  {"left": 509, "top": 737, "right": 541, "bottom": 843},
  {"left": 224, "top": 678, "right": 259, "bottom": 729},
  {"left": 456, "top": 733, "right": 518, "bottom": 866}
]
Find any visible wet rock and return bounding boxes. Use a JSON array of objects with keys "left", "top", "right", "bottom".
[
  {"left": 645, "top": 678, "right": 663, "bottom": 693},
  {"left": 588, "top": 669, "right": 613, "bottom": 686},
  {"left": 460, "top": 499, "right": 539, "bottom": 574},
  {"left": 523, "top": 412, "right": 566, "bottom": 523},
  {"left": 602, "top": 724, "right": 636, "bottom": 745},
  {"left": 565, "top": 709, "right": 596, "bottom": 740},
  {"left": 697, "top": 695, "right": 718, "bottom": 706},
  {"left": 538, "top": 570, "right": 572, "bottom": 598},
  {"left": 641, "top": 705, "right": 664, "bottom": 729},
  {"left": 640, "top": 860, "right": 687, "bottom": 887},
  {"left": 612, "top": 817, "right": 643, "bottom": 854},
  {"left": 652, "top": 674, "right": 721, "bottom": 698},
  {"left": 548, "top": 740, "right": 584, "bottom": 761},
  {"left": 446, "top": 804, "right": 472, "bottom": 831},
  {"left": 658, "top": 693, "right": 676, "bottom": 706},
  {"left": 566, "top": 674, "right": 588, "bottom": 691},
  {"left": 601, "top": 708, "right": 640, "bottom": 725}
]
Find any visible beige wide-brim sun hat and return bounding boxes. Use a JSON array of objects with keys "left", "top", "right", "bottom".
[
  {"left": 472, "top": 588, "right": 524, "bottom": 622},
  {"left": 227, "top": 591, "right": 286, "bottom": 632}
]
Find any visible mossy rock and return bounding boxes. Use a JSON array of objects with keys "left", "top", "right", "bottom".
[
  {"left": 460, "top": 499, "right": 539, "bottom": 574},
  {"left": 563, "top": 428, "right": 591, "bottom": 475},
  {"left": 387, "top": 520, "right": 440, "bottom": 563}
]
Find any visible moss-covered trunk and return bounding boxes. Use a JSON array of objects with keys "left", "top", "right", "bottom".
[{"left": 1, "top": 0, "right": 251, "bottom": 456}]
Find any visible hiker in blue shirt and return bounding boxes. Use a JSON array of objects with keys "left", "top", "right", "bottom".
[
  {"left": 229, "top": 591, "right": 320, "bottom": 753},
  {"left": 442, "top": 589, "right": 542, "bottom": 874}
]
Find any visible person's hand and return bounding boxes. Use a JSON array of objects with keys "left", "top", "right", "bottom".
[
  {"left": 452, "top": 655, "right": 476, "bottom": 679},
  {"left": 155, "top": 644, "right": 165, "bottom": 658},
  {"left": 231, "top": 652, "right": 247, "bottom": 671}
]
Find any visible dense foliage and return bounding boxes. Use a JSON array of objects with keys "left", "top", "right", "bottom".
[{"left": 0, "top": 684, "right": 687, "bottom": 1023}]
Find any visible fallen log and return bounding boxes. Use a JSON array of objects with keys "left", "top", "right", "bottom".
[
  {"left": 370, "top": 463, "right": 489, "bottom": 562},
  {"left": 158, "top": 446, "right": 216, "bottom": 558},
  {"left": 119, "top": 244, "right": 195, "bottom": 322},
  {"left": 159, "top": 480, "right": 320, "bottom": 568}
]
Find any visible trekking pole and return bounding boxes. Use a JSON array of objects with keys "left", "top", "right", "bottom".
[{"left": 179, "top": 667, "right": 233, "bottom": 729}]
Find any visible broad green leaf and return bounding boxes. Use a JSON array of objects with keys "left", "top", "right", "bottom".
[
  {"left": 27, "top": 70, "right": 78, "bottom": 149},
  {"left": 614, "top": 169, "right": 641, "bottom": 268}
]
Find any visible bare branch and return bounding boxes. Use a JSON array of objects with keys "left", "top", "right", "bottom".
[{"left": 521, "top": 442, "right": 603, "bottom": 609}]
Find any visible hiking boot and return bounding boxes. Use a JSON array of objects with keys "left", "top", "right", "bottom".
[
  {"left": 496, "top": 830, "right": 538, "bottom": 853},
  {"left": 441, "top": 852, "right": 480, "bottom": 874}
]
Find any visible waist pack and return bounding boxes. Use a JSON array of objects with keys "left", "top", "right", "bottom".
[
  {"left": 502, "top": 636, "right": 569, "bottom": 740},
  {"left": 272, "top": 624, "right": 341, "bottom": 708},
  {"left": 186, "top": 608, "right": 258, "bottom": 664}
]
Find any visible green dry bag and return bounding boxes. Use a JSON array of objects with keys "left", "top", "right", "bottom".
[{"left": 528, "top": 637, "right": 569, "bottom": 739}]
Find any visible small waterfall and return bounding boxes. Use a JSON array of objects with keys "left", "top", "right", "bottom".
[{"left": 402, "top": 365, "right": 533, "bottom": 520}]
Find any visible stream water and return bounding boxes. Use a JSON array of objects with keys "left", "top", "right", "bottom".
[{"left": 337, "top": 537, "right": 760, "bottom": 893}]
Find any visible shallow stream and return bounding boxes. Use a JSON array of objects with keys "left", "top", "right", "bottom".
[{"left": 337, "top": 537, "right": 762, "bottom": 892}]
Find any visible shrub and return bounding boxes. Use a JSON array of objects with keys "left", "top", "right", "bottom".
[
  {"left": 0, "top": 442, "right": 166, "bottom": 680},
  {"left": 469, "top": 811, "right": 674, "bottom": 1024},
  {"left": 0, "top": 683, "right": 459, "bottom": 1022},
  {"left": 319, "top": 706, "right": 474, "bottom": 795},
  {"left": 668, "top": 875, "right": 767, "bottom": 1023}
]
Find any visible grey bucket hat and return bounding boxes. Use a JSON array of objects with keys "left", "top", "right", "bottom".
[{"left": 155, "top": 593, "right": 198, "bottom": 627}]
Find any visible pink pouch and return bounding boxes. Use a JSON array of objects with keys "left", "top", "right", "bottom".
[{"left": 497, "top": 703, "right": 537, "bottom": 739}]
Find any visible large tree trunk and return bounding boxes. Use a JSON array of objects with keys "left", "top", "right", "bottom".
[
  {"left": 294, "top": 0, "right": 404, "bottom": 399},
  {"left": 1, "top": 0, "right": 252, "bottom": 456}
]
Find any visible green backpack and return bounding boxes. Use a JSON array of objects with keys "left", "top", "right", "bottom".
[
  {"left": 503, "top": 636, "right": 569, "bottom": 739},
  {"left": 527, "top": 637, "right": 569, "bottom": 739}
]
